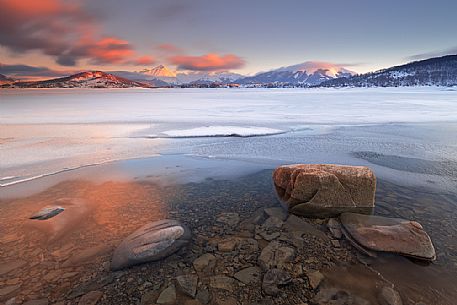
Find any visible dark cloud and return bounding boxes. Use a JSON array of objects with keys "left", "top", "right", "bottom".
[
  {"left": 0, "top": 0, "right": 152, "bottom": 67},
  {"left": 0, "top": 63, "right": 68, "bottom": 78}
]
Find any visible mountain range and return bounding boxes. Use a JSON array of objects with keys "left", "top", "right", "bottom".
[
  {"left": 236, "top": 62, "right": 355, "bottom": 86},
  {"left": 319, "top": 55, "right": 457, "bottom": 87},
  {"left": 2, "top": 54, "right": 457, "bottom": 88}
]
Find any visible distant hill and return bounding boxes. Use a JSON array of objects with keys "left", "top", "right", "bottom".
[
  {"left": 5, "top": 71, "right": 150, "bottom": 88},
  {"left": 319, "top": 55, "right": 457, "bottom": 87},
  {"left": 236, "top": 61, "right": 355, "bottom": 86},
  {"left": 0, "top": 73, "right": 15, "bottom": 85}
]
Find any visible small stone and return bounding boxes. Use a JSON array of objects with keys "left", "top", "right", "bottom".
[
  {"left": 196, "top": 287, "right": 210, "bottom": 304},
  {"left": 306, "top": 270, "right": 324, "bottom": 289},
  {"left": 258, "top": 241, "right": 295, "bottom": 270},
  {"left": 111, "top": 219, "right": 191, "bottom": 270},
  {"left": 78, "top": 291, "right": 103, "bottom": 305},
  {"left": 156, "top": 285, "right": 176, "bottom": 305},
  {"left": 233, "top": 266, "right": 261, "bottom": 285},
  {"left": 30, "top": 206, "right": 64, "bottom": 220},
  {"left": 209, "top": 275, "right": 236, "bottom": 292},
  {"left": 262, "top": 216, "right": 284, "bottom": 231},
  {"left": 283, "top": 215, "right": 328, "bottom": 240},
  {"left": 378, "top": 286, "right": 403, "bottom": 305},
  {"left": 176, "top": 274, "right": 198, "bottom": 298},
  {"left": 262, "top": 269, "right": 291, "bottom": 296},
  {"left": 216, "top": 213, "right": 240, "bottom": 228},
  {"left": 331, "top": 239, "right": 341, "bottom": 248},
  {"left": 327, "top": 218, "right": 343, "bottom": 239},
  {"left": 218, "top": 238, "right": 238, "bottom": 252},
  {"left": 193, "top": 253, "right": 216, "bottom": 274}
]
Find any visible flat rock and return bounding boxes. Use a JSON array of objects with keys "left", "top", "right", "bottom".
[
  {"left": 273, "top": 164, "right": 376, "bottom": 217},
  {"left": 218, "top": 238, "right": 239, "bottom": 252},
  {"left": 193, "top": 253, "right": 216, "bottom": 274},
  {"left": 234, "top": 266, "right": 261, "bottom": 285},
  {"left": 111, "top": 219, "right": 191, "bottom": 270},
  {"left": 258, "top": 241, "right": 295, "bottom": 270},
  {"left": 209, "top": 275, "right": 236, "bottom": 292},
  {"left": 78, "top": 291, "right": 103, "bottom": 305},
  {"left": 283, "top": 215, "right": 328, "bottom": 240},
  {"left": 30, "top": 206, "right": 64, "bottom": 220},
  {"left": 262, "top": 268, "right": 291, "bottom": 296},
  {"left": 176, "top": 274, "right": 198, "bottom": 298},
  {"left": 216, "top": 213, "right": 240, "bottom": 228},
  {"left": 340, "top": 213, "right": 436, "bottom": 261},
  {"left": 306, "top": 270, "right": 324, "bottom": 289},
  {"left": 157, "top": 285, "right": 176, "bottom": 304}
]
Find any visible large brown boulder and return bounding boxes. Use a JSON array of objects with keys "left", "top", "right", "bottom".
[
  {"left": 340, "top": 213, "right": 436, "bottom": 261},
  {"left": 273, "top": 164, "right": 376, "bottom": 217}
]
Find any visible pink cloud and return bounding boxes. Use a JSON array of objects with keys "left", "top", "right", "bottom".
[
  {"left": 169, "top": 53, "right": 245, "bottom": 71},
  {"left": 156, "top": 43, "right": 181, "bottom": 53},
  {"left": 131, "top": 56, "right": 156, "bottom": 66}
]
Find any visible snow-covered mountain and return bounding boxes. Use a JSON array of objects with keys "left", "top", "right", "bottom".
[
  {"left": 236, "top": 61, "right": 355, "bottom": 86},
  {"left": 127, "top": 65, "right": 244, "bottom": 85},
  {"left": 319, "top": 55, "right": 457, "bottom": 87},
  {"left": 7, "top": 71, "right": 149, "bottom": 88}
]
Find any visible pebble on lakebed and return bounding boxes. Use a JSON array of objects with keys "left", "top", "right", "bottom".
[
  {"left": 110, "top": 219, "right": 191, "bottom": 271},
  {"left": 30, "top": 206, "right": 65, "bottom": 220}
]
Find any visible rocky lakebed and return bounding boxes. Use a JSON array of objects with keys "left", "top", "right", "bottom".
[{"left": 1, "top": 164, "right": 456, "bottom": 305}]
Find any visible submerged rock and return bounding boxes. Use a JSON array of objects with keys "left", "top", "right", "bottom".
[
  {"left": 258, "top": 241, "right": 295, "bottom": 270},
  {"left": 111, "top": 219, "right": 191, "bottom": 270},
  {"left": 312, "top": 288, "right": 370, "bottom": 305},
  {"left": 156, "top": 285, "right": 176, "bottom": 304},
  {"left": 273, "top": 164, "right": 376, "bottom": 217},
  {"left": 193, "top": 253, "right": 216, "bottom": 274},
  {"left": 262, "top": 268, "right": 291, "bottom": 296},
  {"left": 378, "top": 286, "right": 403, "bottom": 305},
  {"left": 340, "top": 213, "right": 436, "bottom": 261},
  {"left": 30, "top": 206, "right": 64, "bottom": 220},
  {"left": 234, "top": 266, "right": 261, "bottom": 285},
  {"left": 176, "top": 274, "right": 198, "bottom": 298},
  {"left": 78, "top": 291, "right": 103, "bottom": 305}
]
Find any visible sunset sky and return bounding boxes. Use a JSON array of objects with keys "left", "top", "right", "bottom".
[{"left": 1, "top": 0, "right": 457, "bottom": 79}]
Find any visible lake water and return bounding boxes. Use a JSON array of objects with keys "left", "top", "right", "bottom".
[{"left": 1, "top": 87, "right": 457, "bottom": 304}]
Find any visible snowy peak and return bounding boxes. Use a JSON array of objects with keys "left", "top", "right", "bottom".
[
  {"left": 237, "top": 61, "right": 356, "bottom": 86},
  {"left": 319, "top": 54, "right": 457, "bottom": 87},
  {"left": 137, "top": 65, "right": 177, "bottom": 78}
]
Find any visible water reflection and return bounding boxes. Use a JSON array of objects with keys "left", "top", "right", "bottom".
[{"left": 0, "top": 179, "right": 168, "bottom": 303}]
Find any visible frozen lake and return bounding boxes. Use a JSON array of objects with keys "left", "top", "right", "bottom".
[{"left": 1, "top": 87, "right": 457, "bottom": 190}]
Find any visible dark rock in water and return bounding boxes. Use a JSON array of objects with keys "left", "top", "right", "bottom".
[
  {"left": 262, "top": 268, "right": 291, "bottom": 296},
  {"left": 272, "top": 164, "right": 376, "bottom": 217},
  {"left": 312, "top": 288, "right": 370, "bottom": 305},
  {"left": 176, "top": 274, "right": 198, "bottom": 298},
  {"left": 30, "top": 206, "right": 64, "bottom": 220},
  {"left": 111, "top": 219, "right": 191, "bottom": 270},
  {"left": 234, "top": 266, "right": 261, "bottom": 285},
  {"left": 156, "top": 285, "right": 176, "bottom": 304},
  {"left": 258, "top": 241, "right": 295, "bottom": 270},
  {"left": 340, "top": 213, "right": 436, "bottom": 261}
]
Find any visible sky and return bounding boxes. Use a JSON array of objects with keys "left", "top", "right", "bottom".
[{"left": 1, "top": 0, "right": 457, "bottom": 79}]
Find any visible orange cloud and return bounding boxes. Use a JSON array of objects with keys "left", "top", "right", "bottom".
[
  {"left": 169, "top": 53, "right": 245, "bottom": 71},
  {"left": 131, "top": 56, "right": 155, "bottom": 65},
  {"left": 88, "top": 37, "right": 135, "bottom": 64}
]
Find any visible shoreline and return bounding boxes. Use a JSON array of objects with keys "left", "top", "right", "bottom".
[{"left": 1, "top": 166, "right": 456, "bottom": 304}]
